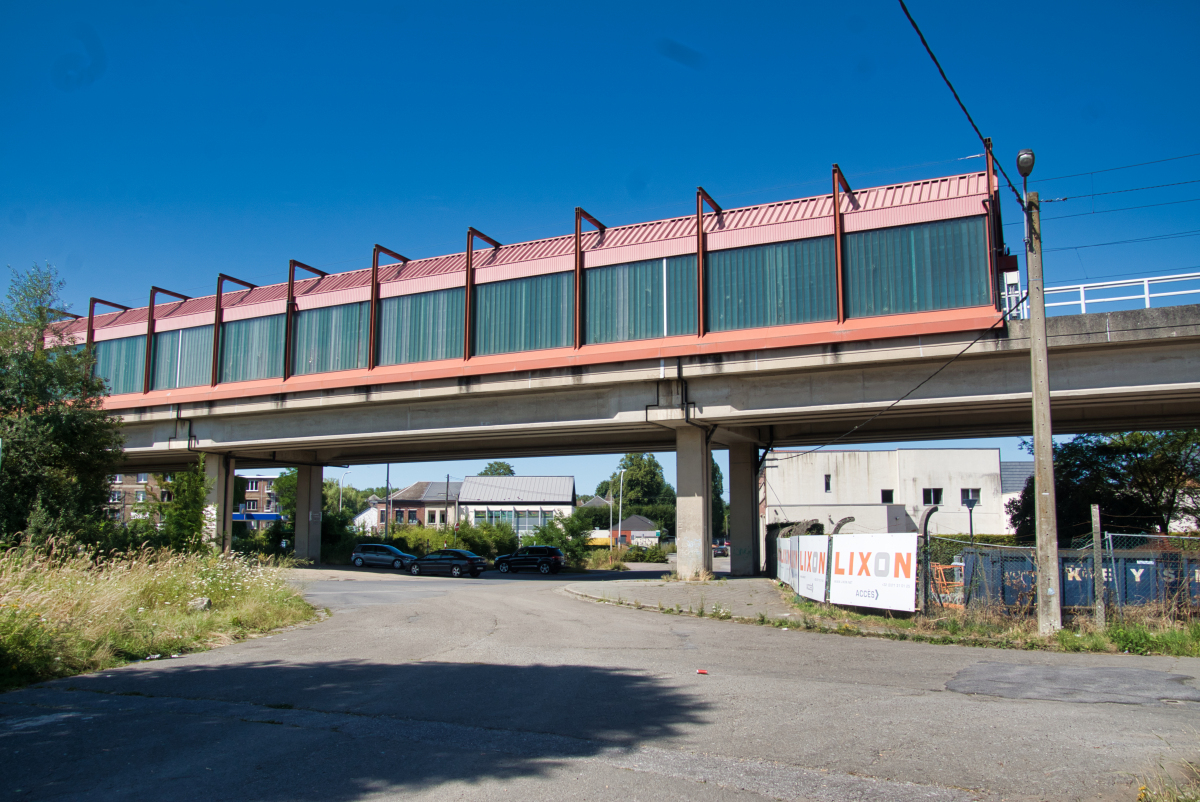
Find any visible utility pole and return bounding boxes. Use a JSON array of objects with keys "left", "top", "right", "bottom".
[
  {"left": 385, "top": 463, "right": 391, "bottom": 538},
  {"left": 1092, "top": 504, "right": 1105, "bottom": 628},
  {"left": 1025, "top": 186, "right": 1062, "bottom": 634}
]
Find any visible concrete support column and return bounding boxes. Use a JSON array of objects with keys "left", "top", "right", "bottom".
[
  {"left": 293, "top": 465, "right": 324, "bottom": 564},
  {"left": 675, "top": 426, "right": 712, "bottom": 579},
  {"left": 728, "top": 441, "right": 757, "bottom": 576},
  {"left": 203, "top": 454, "right": 236, "bottom": 552}
]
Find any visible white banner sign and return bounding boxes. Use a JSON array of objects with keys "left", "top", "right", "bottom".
[
  {"left": 777, "top": 535, "right": 829, "bottom": 602},
  {"left": 828, "top": 534, "right": 918, "bottom": 612}
]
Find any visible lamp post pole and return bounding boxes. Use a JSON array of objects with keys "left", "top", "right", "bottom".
[
  {"left": 1019, "top": 148, "right": 1062, "bottom": 635},
  {"left": 339, "top": 470, "right": 352, "bottom": 511}
]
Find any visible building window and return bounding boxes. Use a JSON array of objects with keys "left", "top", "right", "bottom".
[
  {"left": 161, "top": 490, "right": 173, "bottom": 503},
  {"left": 135, "top": 491, "right": 146, "bottom": 503},
  {"left": 112, "top": 474, "right": 123, "bottom": 484},
  {"left": 108, "top": 490, "right": 123, "bottom": 503},
  {"left": 248, "top": 479, "right": 260, "bottom": 491},
  {"left": 408, "top": 510, "right": 418, "bottom": 524},
  {"left": 137, "top": 473, "right": 149, "bottom": 483},
  {"left": 246, "top": 500, "right": 258, "bottom": 511},
  {"left": 961, "top": 488, "right": 981, "bottom": 505},
  {"left": 922, "top": 488, "right": 943, "bottom": 506},
  {"left": 824, "top": 474, "right": 831, "bottom": 493},
  {"left": 881, "top": 489, "right": 894, "bottom": 504}
]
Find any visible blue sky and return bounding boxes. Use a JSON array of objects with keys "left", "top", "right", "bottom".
[{"left": 3, "top": 1, "right": 1198, "bottom": 497}]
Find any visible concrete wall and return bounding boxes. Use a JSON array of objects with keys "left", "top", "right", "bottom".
[{"left": 764, "top": 449, "right": 1011, "bottom": 535}]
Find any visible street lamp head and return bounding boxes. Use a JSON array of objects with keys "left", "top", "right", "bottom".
[{"left": 1016, "top": 149, "right": 1036, "bottom": 178}]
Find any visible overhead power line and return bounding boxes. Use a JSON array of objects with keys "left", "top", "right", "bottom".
[
  {"left": 1031, "top": 152, "right": 1200, "bottom": 184},
  {"left": 1002, "top": 196, "right": 1200, "bottom": 226},
  {"left": 1044, "top": 228, "right": 1200, "bottom": 252},
  {"left": 897, "top": 0, "right": 1024, "bottom": 206}
]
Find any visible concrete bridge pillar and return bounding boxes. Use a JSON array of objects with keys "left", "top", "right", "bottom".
[
  {"left": 675, "top": 427, "right": 712, "bottom": 579},
  {"left": 293, "top": 465, "right": 324, "bottom": 564},
  {"left": 203, "top": 454, "right": 236, "bottom": 552},
  {"left": 728, "top": 441, "right": 758, "bottom": 576}
]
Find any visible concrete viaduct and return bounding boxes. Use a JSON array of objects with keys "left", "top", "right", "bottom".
[{"left": 114, "top": 304, "right": 1200, "bottom": 578}]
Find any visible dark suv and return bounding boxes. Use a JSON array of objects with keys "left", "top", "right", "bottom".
[
  {"left": 351, "top": 543, "right": 416, "bottom": 570},
  {"left": 494, "top": 546, "right": 565, "bottom": 575}
]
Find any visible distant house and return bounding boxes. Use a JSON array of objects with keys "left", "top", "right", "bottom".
[
  {"left": 353, "top": 482, "right": 462, "bottom": 532},
  {"left": 578, "top": 495, "right": 611, "bottom": 509},
  {"left": 619, "top": 515, "right": 661, "bottom": 547},
  {"left": 458, "top": 476, "right": 576, "bottom": 536}
]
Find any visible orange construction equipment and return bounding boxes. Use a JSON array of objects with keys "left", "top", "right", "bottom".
[{"left": 932, "top": 563, "right": 964, "bottom": 609}]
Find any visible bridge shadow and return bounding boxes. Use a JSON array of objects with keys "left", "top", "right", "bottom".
[{"left": 24, "top": 659, "right": 711, "bottom": 799}]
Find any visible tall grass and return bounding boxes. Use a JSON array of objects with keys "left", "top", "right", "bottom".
[{"left": 0, "top": 545, "right": 314, "bottom": 690}]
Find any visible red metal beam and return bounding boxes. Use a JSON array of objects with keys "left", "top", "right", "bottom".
[
  {"left": 369, "top": 245, "right": 409, "bottom": 370},
  {"left": 832, "top": 165, "right": 848, "bottom": 324},
  {"left": 574, "top": 207, "right": 606, "bottom": 349},
  {"left": 464, "top": 227, "right": 501, "bottom": 360},
  {"left": 143, "top": 287, "right": 191, "bottom": 394},
  {"left": 86, "top": 297, "right": 132, "bottom": 350},
  {"left": 696, "top": 187, "right": 722, "bottom": 337},
  {"left": 210, "top": 274, "right": 257, "bottom": 387},
  {"left": 283, "top": 260, "right": 328, "bottom": 381}
]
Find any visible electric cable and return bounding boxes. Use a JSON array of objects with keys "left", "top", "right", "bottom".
[
  {"left": 1002, "top": 196, "right": 1200, "bottom": 226},
  {"left": 1045, "top": 228, "right": 1200, "bottom": 252},
  {"left": 896, "top": 0, "right": 1025, "bottom": 207},
  {"left": 1031, "top": 152, "right": 1200, "bottom": 184},
  {"left": 777, "top": 291, "right": 1029, "bottom": 460}
]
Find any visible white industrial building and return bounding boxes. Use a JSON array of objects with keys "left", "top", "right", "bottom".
[{"left": 762, "top": 449, "right": 1033, "bottom": 536}]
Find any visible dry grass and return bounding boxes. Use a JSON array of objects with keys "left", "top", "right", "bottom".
[
  {"left": 586, "top": 548, "right": 629, "bottom": 571},
  {"left": 0, "top": 546, "right": 315, "bottom": 690}
]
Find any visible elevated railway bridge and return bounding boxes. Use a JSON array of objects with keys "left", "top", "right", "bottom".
[{"left": 60, "top": 161, "right": 1200, "bottom": 578}]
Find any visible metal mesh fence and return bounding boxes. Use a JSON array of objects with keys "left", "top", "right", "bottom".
[{"left": 925, "top": 534, "right": 1200, "bottom": 619}]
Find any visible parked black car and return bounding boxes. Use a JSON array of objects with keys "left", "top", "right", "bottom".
[
  {"left": 409, "top": 549, "right": 488, "bottom": 578},
  {"left": 494, "top": 546, "right": 565, "bottom": 575},
  {"left": 351, "top": 543, "right": 416, "bottom": 570}
]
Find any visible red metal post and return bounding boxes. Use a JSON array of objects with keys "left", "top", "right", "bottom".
[
  {"left": 695, "top": 187, "right": 722, "bottom": 337},
  {"left": 86, "top": 298, "right": 132, "bottom": 350},
  {"left": 210, "top": 274, "right": 257, "bottom": 387},
  {"left": 574, "top": 207, "right": 606, "bottom": 349},
  {"left": 369, "top": 245, "right": 409, "bottom": 370},
  {"left": 463, "top": 227, "right": 501, "bottom": 361},
  {"left": 283, "top": 260, "right": 328, "bottom": 380},
  {"left": 143, "top": 287, "right": 191, "bottom": 394},
  {"left": 832, "top": 165, "right": 852, "bottom": 325},
  {"left": 984, "top": 137, "right": 999, "bottom": 308}
]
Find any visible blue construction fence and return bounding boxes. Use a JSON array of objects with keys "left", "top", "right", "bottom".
[{"left": 956, "top": 542, "right": 1200, "bottom": 609}]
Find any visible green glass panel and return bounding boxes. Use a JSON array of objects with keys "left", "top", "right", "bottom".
[
  {"left": 292, "top": 302, "right": 369, "bottom": 376},
  {"left": 152, "top": 326, "right": 213, "bottom": 390},
  {"left": 94, "top": 335, "right": 146, "bottom": 395},
  {"left": 474, "top": 272, "right": 572, "bottom": 356},
  {"left": 705, "top": 237, "right": 836, "bottom": 333},
  {"left": 845, "top": 216, "right": 989, "bottom": 318},
  {"left": 378, "top": 287, "right": 465, "bottom": 365},
  {"left": 584, "top": 259, "right": 664, "bottom": 345},
  {"left": 667, "top": 255, "right": 697, "bottom": 336},
  {"left": 220, "top": 314, "right": 284, "bottom": 383}
]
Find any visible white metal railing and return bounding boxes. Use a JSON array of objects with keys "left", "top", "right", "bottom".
[{"left": 1002, "top": 270, "right": 1200, "bottom": 319}]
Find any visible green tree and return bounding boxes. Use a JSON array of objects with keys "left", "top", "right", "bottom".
[
  {"left": 0, "top": 263, "right": 124, "bottom": 543},
  {"left": 595, "top": 453, "right": 675, "bottom": 507},
  {"left": 711, "top": 456, "right": 727, "bottom": 541},
  {"left": 480, "top": 461, "right": 516, "bottom": 476},
  {"left": 1005, "top": 432, "right": 1199, "bottom": 542},
  {"left": 157, "top": 459, "right": 213, "bottom": 550},
  {"left": 274, "top": 469, "right": 298, "bottom": 524},
  {"left": 528, "top": 510, "right": 592, "bottom": 567}
]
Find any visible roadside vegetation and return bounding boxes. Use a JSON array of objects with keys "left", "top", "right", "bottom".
[
  {"left": 0, "top": 546, "right": 312, "bottom": 690},
  {"left": 776, "top": 589, "right": 1200, "bottom": 655},
  {"left": 0, "top": 264, "right": 315, "bottom": 690}
]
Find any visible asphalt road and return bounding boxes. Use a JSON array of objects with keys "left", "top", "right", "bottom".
[{"left": 2, "top": 565, "right": 1198, "bottom": 802}]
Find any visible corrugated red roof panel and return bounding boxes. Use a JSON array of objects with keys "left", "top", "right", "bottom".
[{"left": 83, "top": 171, "right": 989, "bottom": 333}]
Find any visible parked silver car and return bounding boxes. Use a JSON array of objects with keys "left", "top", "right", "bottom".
[{"left": 351, "top": 543, "right": 415, "bottom": 570}]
